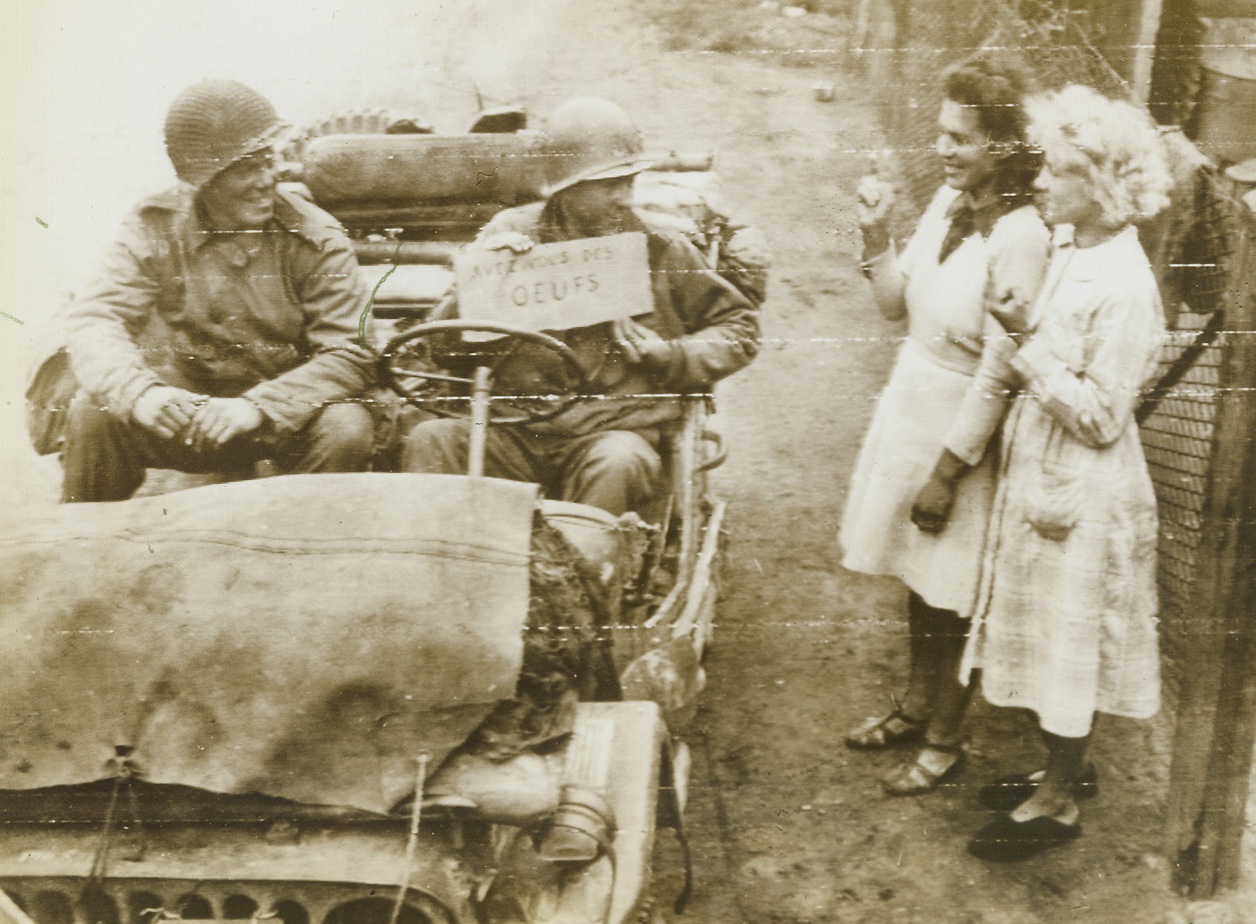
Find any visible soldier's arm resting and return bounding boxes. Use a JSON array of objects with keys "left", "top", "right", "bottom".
[
  {"left": 65, "top": 217, "right": 170, "bottom": 420},
  {"left": 242, "top": 237, "right": 377, "bottom": 433},
  {"left": 638, "top": 234, "right": 761, "bottom": 392}
]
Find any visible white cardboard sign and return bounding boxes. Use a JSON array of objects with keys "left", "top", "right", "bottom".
[{"left": 454, "top": 231, "right": 652, "bottom": 338}]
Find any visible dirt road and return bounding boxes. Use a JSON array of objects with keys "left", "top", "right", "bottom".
[{"left": 7, "top": 1, "right": 1252, "bottom": 920}]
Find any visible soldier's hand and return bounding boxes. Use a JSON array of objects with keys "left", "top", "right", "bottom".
[
  {"left": 481, "top": 231, "right": 534, "bottom": 255},
  {"left": 184, "top": 398, "right": 265, "bottom": 452},
  {"left": 132, "top": 386, "right": 205, "bottom": 439},
  {"left": 613, "top": 317, "right": 668, "bottom": 367}
]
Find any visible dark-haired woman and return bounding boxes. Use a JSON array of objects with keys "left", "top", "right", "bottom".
[{"left": 840, "top": 54, "right": 1050, "bottom": 795}]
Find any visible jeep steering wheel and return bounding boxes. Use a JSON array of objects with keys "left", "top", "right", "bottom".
[{"left": 380, "top": 319, "right": 592, "bottom": 425}]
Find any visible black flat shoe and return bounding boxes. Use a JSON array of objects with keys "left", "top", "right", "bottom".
[
  {"left": 977, "top": 763, "right": 1099, "bottom": 812},
  {"left": 967, "top": 813, "right": 1081, "bottom": 862}
]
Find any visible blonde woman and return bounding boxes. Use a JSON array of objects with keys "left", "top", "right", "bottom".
[
  {"left": 963, "top": 85, "right": 1173, "bottom": 861},
  {"left": 841, "top": 54, "right": 1050, "bottom": 795}
]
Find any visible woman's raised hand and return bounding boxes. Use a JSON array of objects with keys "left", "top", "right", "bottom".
[
  {"left": 857, "top": 173, "right": 895, "bottom": 231},
  {"left": 858, "top": 153, "right": 895, "bottom": 259}
]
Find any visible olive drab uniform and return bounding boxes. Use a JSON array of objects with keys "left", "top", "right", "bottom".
[
  {"left": 60, "top": 80, "right": 378, "bottom": 503},
  {"left": 61, "top": 185, "right": 378, "bottom": 502},
  {"left": 401, "top": 198, "right": 760, "bottom": 516},
  {"left": 401, "top": 97, "right": 761, "bottom": 516}
]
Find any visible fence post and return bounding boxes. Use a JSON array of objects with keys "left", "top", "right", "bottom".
[
  {"left": 1165, "top": 200, "right": 1256, "bottom": 897},
  {"left": 1133, "top": 0, "right": 1165, "bottom": 101}
]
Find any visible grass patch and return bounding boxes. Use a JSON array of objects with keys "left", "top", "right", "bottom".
[{"left": 637, "top": 0, "right": 855, "bottom": 60}]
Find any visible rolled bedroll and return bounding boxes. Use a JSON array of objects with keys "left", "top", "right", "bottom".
[
  {"left": 297, "top": 131, "right": 716, "bottom": 214},
  {"left": 300, "top": 132, "right": 549, "bottom": 208}
]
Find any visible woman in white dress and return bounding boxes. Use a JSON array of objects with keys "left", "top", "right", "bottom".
[
  {"left": 840, "top": 54, "right": 1050, "bottom": 794},
  {"left": 963, "top": 85, "right": 1172, "bottom": 861}
]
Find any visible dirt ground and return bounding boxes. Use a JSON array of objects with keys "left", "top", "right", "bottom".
[{"left": 5, "top": 1, "right": 1254, "bottom": 922}]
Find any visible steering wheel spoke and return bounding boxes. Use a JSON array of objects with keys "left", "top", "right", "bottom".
[{"left": 388, "top": 367, "right": 476, "bottom": 386}]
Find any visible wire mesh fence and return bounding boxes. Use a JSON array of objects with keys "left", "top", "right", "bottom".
[
  {"left": 1143, "top": 320, "right": 1223, "bottom": 628},
  {"left": 869, "top": 0, "right": 1133, "bottom": 215}
]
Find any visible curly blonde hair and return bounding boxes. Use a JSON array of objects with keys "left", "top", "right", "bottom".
[{"left": 1027, "top": 85, "right": 1173, "bottom": 226}]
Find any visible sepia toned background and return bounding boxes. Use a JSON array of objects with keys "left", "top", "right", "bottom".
[{"left": 2, "top": 1, "right": 1254, "bottom": 921}]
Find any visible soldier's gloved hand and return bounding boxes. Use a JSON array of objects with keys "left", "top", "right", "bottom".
[
  {"left": 132, "top": 385, "right": 206, "bottom": 439},
  {"left": 184, "top": 397, "right": 265, "bottom": 452},
  {"left": 481, "top": 232, "right": 534, "bottom": 255},
  {"left": 613, "top": 317, "right": 670, "bottom": 367}
]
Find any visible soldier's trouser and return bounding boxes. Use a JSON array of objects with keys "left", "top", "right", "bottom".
[
  {"left": 401, "top": 419, "right": 661, "bottom": 516},
  {"left": 61, "top": 398, "right": 375, "bottom": 503}
]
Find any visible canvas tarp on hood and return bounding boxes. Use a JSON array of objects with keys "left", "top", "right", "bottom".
[{"left": 0, "top": 473, "right": 537, "bottom": 815}]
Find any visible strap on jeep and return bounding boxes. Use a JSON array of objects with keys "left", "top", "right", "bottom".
[{"left": 658, "top": 738, "right": 694, "bottom": 914}]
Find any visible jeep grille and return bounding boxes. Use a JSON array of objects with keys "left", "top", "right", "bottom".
[{"left": 1, "top": 879, "right": 449, "bottom": 924}]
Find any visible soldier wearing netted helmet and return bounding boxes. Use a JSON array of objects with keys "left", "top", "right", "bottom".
[
  {"left": 61, "top": 80, "right": 378, "bottom": 502},
  {"left": 401, "top": 97, "right": 760, "bottom": 516}
]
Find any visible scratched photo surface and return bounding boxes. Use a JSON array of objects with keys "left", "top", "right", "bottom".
[{"left": 2, "top": 2, "right": 1254, "bottom": 923}]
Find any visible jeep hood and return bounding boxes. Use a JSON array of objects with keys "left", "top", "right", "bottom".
[{"left": 0, "top": 473, "right": 537, "bottom": 815}]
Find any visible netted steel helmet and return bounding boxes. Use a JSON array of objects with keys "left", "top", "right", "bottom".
[
  {"left": 164, "top": 80, "right": 288, "bottom": 188},
  {"left": 541, "top": 97, "right": 652, "bottom": 197}
]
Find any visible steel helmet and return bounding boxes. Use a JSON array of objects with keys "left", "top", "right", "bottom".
[
  {"left": 164, "top": 80, "right": 289, "bottom": 188},
  {"left": 541, "top": 97, "right": 652, "bottom": 197}
]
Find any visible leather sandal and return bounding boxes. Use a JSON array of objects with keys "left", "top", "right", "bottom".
[
  {"left": 880, "top": 742, "right": 967, "bottom": 796},
  {"left": 844, "top": 702, "right": 927, "bottom": 751},
  {"left": 977, "top": 763, "right": 1098, "bottom": 812}
]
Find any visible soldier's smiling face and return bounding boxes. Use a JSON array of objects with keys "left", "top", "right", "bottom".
[
  {"left": 557, "top": 174, "right": 637, "bottom": 237},
  {"left": 199, "top": 149, "right": 278, "bottom": 231}
]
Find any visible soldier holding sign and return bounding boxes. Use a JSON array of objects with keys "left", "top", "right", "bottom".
[{"left": 401, "top": 97, "right": 761, "bottom": 516}]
